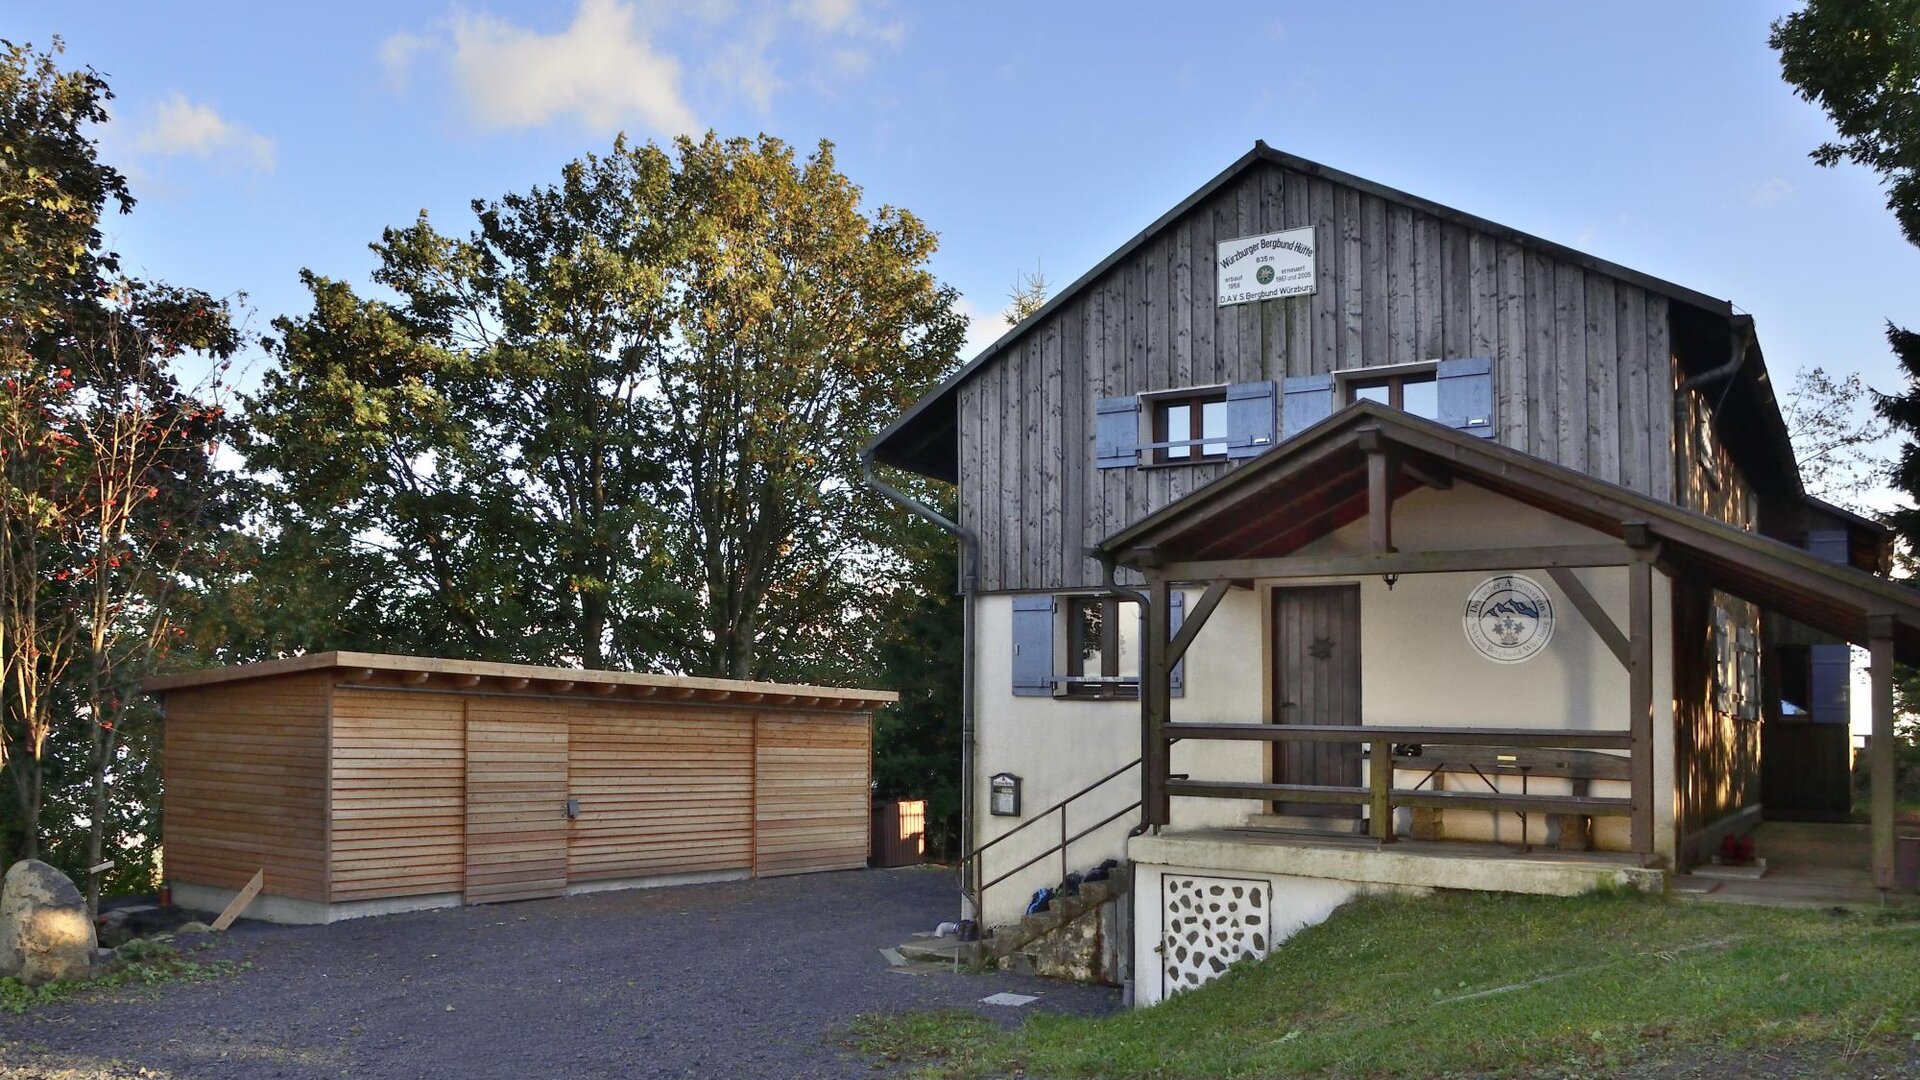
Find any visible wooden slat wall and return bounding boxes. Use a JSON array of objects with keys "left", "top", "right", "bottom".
[
  {"left": 463, "top": 701, "right": 569, "bottom": 904},
  {"left": 329, "top": 689, "right": 464, "bottom": 901},
  {"left": 162, "top": 673, "right": 330, "bottom": 902},
  {"left": 754, "top": 712, "right": 872, "bottom": 876},
  {"left": 569, "top": 704, "right": 754, "bottom": 882},
  {"left": 958, "top": 160, "right": 1682, "bottom": 592}
]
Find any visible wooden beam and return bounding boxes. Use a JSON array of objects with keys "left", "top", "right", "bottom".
[
  {"left": 1163, "top": 722, "right": 1632, "bottom": 749},
  {"left": 1144, "top": 577, "right": 1172, "bottom": 827},
  {"left": 498, "top": 677, "right": 530, "bottom": 691},
  {"left": 1545, "top": 567, "right": 1630, "bottom": 669},
  {"left": 1628, "top": 550, "right": 1654, "bottom": 856},
  {"left": 1401, "top": 459, "right": 1453, "bottom": 490},
  {"left": 451, "top": 674, "right": 483, "bottom": 689},
  {"left": 1871, "top": 613, "right": 1897, "bottom": 890},
  {"left": 210, "top": 869, "right": 264, "bottom": 932},
  {"left": 1370, "top": 738, "right": 1394, "bottom": 842},
  {"left": 345, "top": 668, "right": 375, "bottom": 683},
  {"left": 1152, "top": 544, "right": 1633, "bottom": 582},
  {"left": 400, "top": 670, "right": 432, "bottom": 686},
  {"left": 1166, "top": 579, "right": 1233, "bottom": 665},
  {"left": 589, "top": 682, "right": 618, "bottom": 695},
  {"left": 543, "top": 680, "right": 576, "bottom": 693},
  {"left": 1367, "top": 448, "right": 1396, "bottom": 554}
]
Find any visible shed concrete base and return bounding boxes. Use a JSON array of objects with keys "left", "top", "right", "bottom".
[
  {"left": 176, "top": 868, "right": 759, "bottom": 926},
  {"left": 172, "top": 883, "right": 461, "bottom": 926}
]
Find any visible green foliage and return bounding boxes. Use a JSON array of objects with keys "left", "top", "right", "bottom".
[
  {"left": 0, "top": 939, "right": 238, "bottom": 1014},
  {"left": 870, "top": 507, "right": 963, "bottom": 857},
  {"left": 237, "top": 133, "right": 966, "bottom": 684},
  {"left": 1773, "top": 0, "right": 1920, "bottom": 249},
  {"left": 852, "top": 890, "right": 1920, "bottom": 1078}
]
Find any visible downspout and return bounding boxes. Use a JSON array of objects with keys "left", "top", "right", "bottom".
[
  {"left": 1672, "top": 314, "right": 1755, "bottom": 487},
  {"left": 861, "top": 453, "right": 979, "bottom": 923}
]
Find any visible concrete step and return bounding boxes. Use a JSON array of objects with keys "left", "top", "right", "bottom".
[
  {"left": 1244, "top": 812, "right": 1367, "bottom": 835},
  {"left": 984, "top": 866, "right": 1132, "bottom": 959},
  {"left": 895, "top": 938, "right": 980, "bottom": 964}
]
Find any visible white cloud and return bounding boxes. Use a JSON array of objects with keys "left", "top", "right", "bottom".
[
  {"left": 793, "top": 0, "right": 859, "bottom": 32},
  {"left": 1751, "top": 177, "right": 1795, "bottom": 206},
  {"left": 385, "top": 0, "right": 906, "bottom": 131},
  {"left": 954, "top": 294, "right": 1010, "bottom": 361},
  {"left": 380, "top": 30, "right": 436, "bottom": 86},
  {"left": 133, "top": 95, "right": 275, "bottom": 172},
  {"left": 446, "top": 0, "right": 697, "bottom": 134}
]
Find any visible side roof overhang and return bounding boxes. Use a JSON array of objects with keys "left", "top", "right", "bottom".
[
  {"left": 143, "top": 651, "right": 899, "bottom": 712},
  {"left": 1097, "top": 400, "right": 1920, "bottom": 659},
  {"left": 868, "top": 140, "right": 1759, "bottom": 485}
]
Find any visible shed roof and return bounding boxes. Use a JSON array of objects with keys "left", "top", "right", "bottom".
[
  {"left": 145, "top": 652, "right": 899, "bottom": 712},
  {"left": 1099, "top": 401, "right": 1920, "bottom": 660},
  {"left": 869, "top": 140, "right": 1745, "bottom": 483}
]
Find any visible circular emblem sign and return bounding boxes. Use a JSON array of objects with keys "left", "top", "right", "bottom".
[
  {"left": 1255, "top": 264, "right": 1276, "bottom": 285},
  {"left": 1462, "top": 574, "right": 1554, "bottom": 664}
]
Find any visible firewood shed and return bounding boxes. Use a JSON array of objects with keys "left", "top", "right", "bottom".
[{"left": 146, "top": 653, "right": 894, "bottom": 923}]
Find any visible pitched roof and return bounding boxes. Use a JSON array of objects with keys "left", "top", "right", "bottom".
[
  {"left": 868, "top": 141, "right": 1741, "bottom": 482},
  {"left": 1099, "top": 400, "right": 1920, "bottom": 660}
]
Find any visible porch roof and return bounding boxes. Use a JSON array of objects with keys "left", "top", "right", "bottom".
[{"left": 1097, "top": 400, "right": 1920, "bottom": 660}]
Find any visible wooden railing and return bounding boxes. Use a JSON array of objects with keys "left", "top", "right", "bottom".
[
  {"left": 1161, "top": 723, "right": 1645, "bottom": 851},
  {"left": 965, "top": 759, "right": 1141, "bottom": 918}
]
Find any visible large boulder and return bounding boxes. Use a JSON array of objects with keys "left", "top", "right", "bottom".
[{"left": 0, "top": 859, "right": 97, "bottom": 985}]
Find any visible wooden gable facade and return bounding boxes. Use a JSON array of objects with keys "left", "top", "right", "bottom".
[{"left": 899, "top": 144, "right": 1791, "bottom": 594}]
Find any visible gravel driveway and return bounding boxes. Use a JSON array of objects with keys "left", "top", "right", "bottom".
[{"left": 0, "top": 867, "right": 1120, "bottom": 1079}]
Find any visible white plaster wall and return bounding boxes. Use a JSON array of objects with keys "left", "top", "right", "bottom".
[
  {"left": 974, "top": 481, "right": 1681, "bottom": 930},
  {"left": 1268, "top": 483, "right": 1677, "bottom": 857},
  {"left": 1130, "top": 863, "right": 1367, "bottom": 1008},
  {"left": 972, "top": 589, "right": 1262, "bottom": 927}
]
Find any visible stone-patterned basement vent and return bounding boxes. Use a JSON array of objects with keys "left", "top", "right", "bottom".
[{"left": 1161, "top": 874, "right": 1271, "bottom": 997}]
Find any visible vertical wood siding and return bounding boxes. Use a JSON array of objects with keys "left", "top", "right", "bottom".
[
  {"left": 959, "top": 161, "right": 1683, "bottom": 592},
  {"left": 753, "top": 712, "right": 872, "bottom": 876},
  {"left": 329, "top": 689, "right": 464, "bottom": 901},
  {"left": 162, "top": 674, "right": 331, "bottom": 902}
]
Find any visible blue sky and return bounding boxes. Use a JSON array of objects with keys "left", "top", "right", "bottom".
[{"left": 12, "top": 1, "right": 1916, "bottom": 420}]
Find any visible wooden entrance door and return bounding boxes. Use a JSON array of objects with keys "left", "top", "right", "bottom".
[
  {"left": 464, "top": 701, "right": 569, "bottom": 903},
  {"left": 1272, "top": 585, "right": 1362, "bottom": 815}
]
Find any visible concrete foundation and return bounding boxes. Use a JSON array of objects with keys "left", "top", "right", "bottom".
[{"left": 176, "top": 867, "right": 756, "bottom": 925}]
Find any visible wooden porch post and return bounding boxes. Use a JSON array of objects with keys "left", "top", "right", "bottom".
[
  {"left": 1627, "top": 538, "right": 1655, "bottom": 858},
  {"left": 1870, "top": 614, "right": 1896, "bottom": 891},
  {"left": 1361, "top": 430, "right": 1395, "bottom": 554},
  {"left": 1145, "top": 576, "right": 1172, "bottom": 827}
]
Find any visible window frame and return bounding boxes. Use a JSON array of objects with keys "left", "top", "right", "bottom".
[
  {"left": 1144, "top": 386, "right": 1230, "bottom": 465},
  {"left": 1341, "top": 361, "right": 1439, "bottom": 417},
  {"left": 1062, "top": 595, "right": 1140, "bottom": 700}
]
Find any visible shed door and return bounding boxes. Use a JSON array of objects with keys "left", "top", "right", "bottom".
[
  {"left": 1271, "top": 585, "right": 1362, "bottom": 816},
  {"left": 464, "top": 701, "right": 569, "bottom": 903}
]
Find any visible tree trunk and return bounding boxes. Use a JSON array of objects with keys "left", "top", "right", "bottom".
[{"left": 84, "top": 703, "right": 113, "bottom": 916}]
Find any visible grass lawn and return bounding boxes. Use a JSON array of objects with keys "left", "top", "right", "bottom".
[{"left": 849, "top": 889, "right": 1920, "bottom": 1078}]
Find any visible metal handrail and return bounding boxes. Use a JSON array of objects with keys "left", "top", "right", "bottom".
[
  {"left": 965, "top": 757, "right": 1142, "bottom": 920},
  {"left": 1163, "top": 723, "right": 1631, "bottom": 749}
]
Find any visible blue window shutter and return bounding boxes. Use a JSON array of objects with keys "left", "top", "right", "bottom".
[
  {"left": 1225, "top": 381, "right": 1279, "bottom": 459},
  {"left": 1095, "top": 396, "right": 1141, "bottom": 469},
  {"left": 1807, "top": 528, "right": 1848, "bottom": 566},
  {"left": 1435, "top": 357, "right": 1495, "bottom": 437},
  {"left": 1167, "top": 590, "right": 1186, "bottom": 698},
  {"left": 1810, "top": 644, "right": 1850, "bottom": 725},
  {"left": 1280, "top": 374, "right": 1336, "bottom": 439},
  {"left": 1011, "top": 595, "right": 1055, "bottom": 697}
]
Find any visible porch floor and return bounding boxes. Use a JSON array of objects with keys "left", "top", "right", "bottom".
[
  {"left": 1670, "top": 821, "right": 1920, "bottom": 910},
  {"left": 1130, "top": 825, "right": 1664, "bottom": 896}
]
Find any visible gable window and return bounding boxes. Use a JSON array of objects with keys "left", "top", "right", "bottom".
[
  {"left": 1347, "top": 369, "right": 1439, "bottom": 420},
  {"left": 1150, "top": 389, "right": 1229, "bottom": 463},
  {"left": 1064, "top": 596, "right": 1141, "bottom": 698}
]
